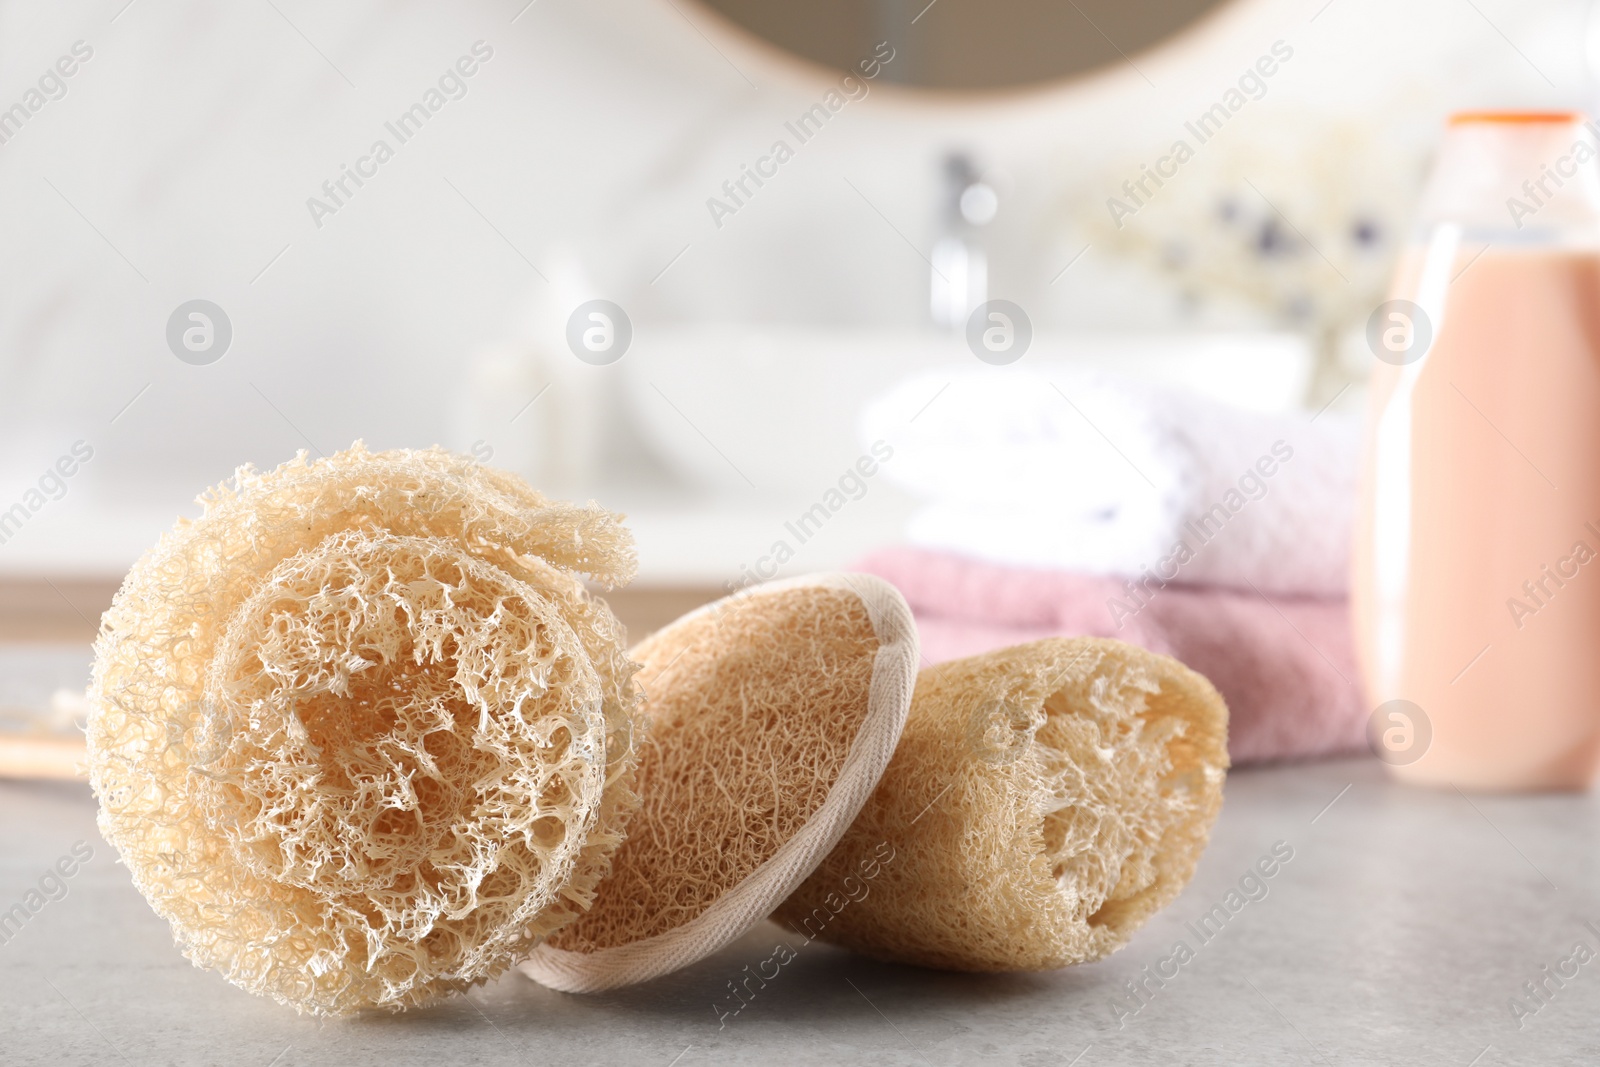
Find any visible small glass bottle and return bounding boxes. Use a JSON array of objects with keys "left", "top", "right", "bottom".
[{"left": 1352, "top": 112, "right": 1600, "bottom": 790}]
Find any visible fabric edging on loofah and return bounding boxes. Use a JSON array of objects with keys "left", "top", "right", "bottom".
[{"left": 518, "top": 572, "right": 918, "bottom": 993}]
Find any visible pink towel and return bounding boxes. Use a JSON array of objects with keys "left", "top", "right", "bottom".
[{"left": 854, "top": 546, "right": 1368, "bottom": 765}]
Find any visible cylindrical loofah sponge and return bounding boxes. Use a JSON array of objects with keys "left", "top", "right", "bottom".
[
  {"left": 87, "top": 443, "right": 642, "bottom": 1015},
  {"left": 773, "top": 637, "right": 1228, "bottom": 971},
  {"left": 521, "top": 573, "right": 919, "bottom": 992}
]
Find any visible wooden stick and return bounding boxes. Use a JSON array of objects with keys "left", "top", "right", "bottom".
[{"left": 0, "top": 735, "right": 87, "bottom": 780}]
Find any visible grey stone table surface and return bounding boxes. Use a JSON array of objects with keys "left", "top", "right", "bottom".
[{"left": 3, "top": 756, "right": 1598, "bottom": 1067}]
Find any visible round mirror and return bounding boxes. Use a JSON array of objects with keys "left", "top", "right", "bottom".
[{"left": 693, "top": 0, "right": 1235, "bottom": 91}]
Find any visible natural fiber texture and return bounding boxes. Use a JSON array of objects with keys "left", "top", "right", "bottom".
[
  {"left": 522, "top": 573, "right": 918, "bottom": 992},
  {"left": 773, "top": 637, "right": 1228, "bottom": 971},
  {"left": 86, "top": 443, "right": 641, "bottom": 1016}
]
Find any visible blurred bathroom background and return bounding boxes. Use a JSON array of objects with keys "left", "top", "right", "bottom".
[{"left": 0, "top": 0, "right": 1594, "bottom": 609}]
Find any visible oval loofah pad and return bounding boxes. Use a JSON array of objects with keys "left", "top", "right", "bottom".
[
  {"left": 520, "top": 573, "right": 919, "bottom": 992},
  {"left": 87, "top": 443, "right": 642, "bottom": 1016},
  {"left": 772, "top": 637, "right": 1228, "bottom": 971}
]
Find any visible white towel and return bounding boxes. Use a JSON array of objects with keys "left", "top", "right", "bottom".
[{"left": 860, "top": 369, "right": 1361, "bottom": 598}]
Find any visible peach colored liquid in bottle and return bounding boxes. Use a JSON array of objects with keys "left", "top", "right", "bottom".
[{"left": 1352, "top": 113, "right": 1600, "bottom": 790}]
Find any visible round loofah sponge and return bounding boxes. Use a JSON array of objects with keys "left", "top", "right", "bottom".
[
  {"left": 772, "top": 637, "right": 1228, "bottom": 971},
  {"left": 86, "top": 443, "right": 642, "bottom": 1015},
  {"left": 520, "top": 573, "right": 919, "bottom": 992}
]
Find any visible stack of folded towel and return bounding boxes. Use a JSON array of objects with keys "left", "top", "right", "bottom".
[{"left": 858, "top": 368, "right": 1367, "bottom": 764}]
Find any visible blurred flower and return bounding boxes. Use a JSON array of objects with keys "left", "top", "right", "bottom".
[{"left": 1064, "top": 108, "right": 1434, "bottom": 399}]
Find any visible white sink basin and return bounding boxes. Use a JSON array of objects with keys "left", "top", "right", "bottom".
[{"left": 621, "top": 326, "right": 1314, "bottom": 495}]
